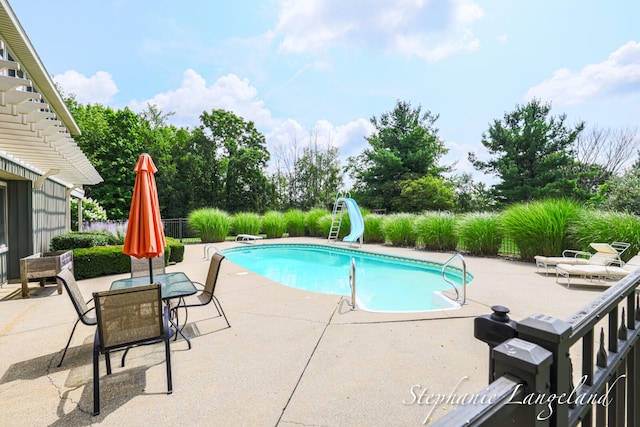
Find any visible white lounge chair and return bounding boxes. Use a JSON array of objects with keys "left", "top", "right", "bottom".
[
  {"left": 535, "top": 242, "right": 630, "bottom": 274},
  {"left": 555, "top": 253, "right": 640, "bottom": 287},
  {"left": 235, "top": 234, "right": 263, "bottom": 243}
]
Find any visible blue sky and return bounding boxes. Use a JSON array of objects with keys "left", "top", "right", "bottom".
[{"left": 12, "top": 0, "right": 640, "bottom": 185}]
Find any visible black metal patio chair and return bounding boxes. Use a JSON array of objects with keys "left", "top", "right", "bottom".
[
  {"left": 92, "top": 283, "right": 173, "bottom": 416},
  {"left": 56, "top": 269, "right": 96, "bottom": 367},
  {"left": 172, "top": 252, "right": 230, "bottom": 330}
]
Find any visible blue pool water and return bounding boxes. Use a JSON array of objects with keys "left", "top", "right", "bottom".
[{"left": 221, "top": 244, "right": 472, "bottom": 312}]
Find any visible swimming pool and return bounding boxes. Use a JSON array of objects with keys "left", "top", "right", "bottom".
[{"left": 221, "top": 244, "right": 472, "bottom": 313}]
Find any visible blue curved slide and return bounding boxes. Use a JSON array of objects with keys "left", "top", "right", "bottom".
[{"left": 338, "top": 197, "right": 364, "bottom": 244}]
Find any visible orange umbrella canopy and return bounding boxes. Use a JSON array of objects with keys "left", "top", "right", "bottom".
[{"left": 123, "top": 153, "right": 166, "bottom": 259}]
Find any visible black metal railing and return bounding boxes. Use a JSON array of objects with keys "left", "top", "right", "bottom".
[
  {"left": 162, "top": 218, "right": 199, "bottom": 242},
  {"left": 433, "top": 270, "right": 640, "bottom": 426}
]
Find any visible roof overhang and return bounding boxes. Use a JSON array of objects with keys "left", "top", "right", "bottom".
[{"left": 0, "top": 0, "right": 102, "bottom": 187}]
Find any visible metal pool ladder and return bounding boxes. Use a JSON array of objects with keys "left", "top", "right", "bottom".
[{"left": 441, "top": 254, "right": 468, "bottom": 306}]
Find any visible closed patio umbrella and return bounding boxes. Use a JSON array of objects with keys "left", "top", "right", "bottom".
[{"left": 123, "top": 153, "right": 166, "bottom": 281}]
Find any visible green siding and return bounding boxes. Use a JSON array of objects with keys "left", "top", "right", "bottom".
[{"left": 2, "top": 155, "right": 69, "bottom": 281}]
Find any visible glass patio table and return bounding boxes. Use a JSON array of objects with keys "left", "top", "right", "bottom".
[{"left": 110, "top": 272, "right": 197, "bottom": 348}]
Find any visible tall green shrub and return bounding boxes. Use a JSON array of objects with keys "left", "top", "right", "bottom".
[
  {"left": 285, "top": 209, "right": 306, "bottom": 237},
  {"left": 305, "top": 208, "right": 330, "bottom": 237},
  {"left": 320, "top": 213, "right": 352, "bottom": 239},
  {"left": 188, "top": 208, "right": 231, "bottom": 242},
  {"left": 383, "top": 214, "right": 417, "bottom": 247},
  {"left": 414, "top": 211, "right": 458, "bottom": 251},
  {"left": 501, "top": 198, "right": 581, "bottom": 262},
  {"left": 457, "top": 212, "right": 503, "bottom": 256},
  {"left": 569, "top": 209, "right": 640, "bottom": 262},
  {"left": 317, "top": 214, "right": 333, "bottom": 238},
  {"left": 262, "top": 211, "right": 287, "bottom": 238},
  {"left": 363, "top": 214, "right": 385, "bottom": 244},
  {"left": 232, "top": 212, "right": 262, "bottom": 236}
]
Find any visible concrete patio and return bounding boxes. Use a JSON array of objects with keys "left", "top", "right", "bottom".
[{"left": 0, "top": 237, "right": 606, "bottom": 426}]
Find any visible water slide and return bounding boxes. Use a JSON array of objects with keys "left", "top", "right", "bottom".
[{"left": 338, "top": 197, "right": 364, "bottom": 245}]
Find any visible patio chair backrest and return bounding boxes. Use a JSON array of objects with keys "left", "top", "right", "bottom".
[
  {"left": 93, "top": 284, "right": 164, "bottom": 349},
  {"left": 57, "top": 268, "right": 95, "bottom": 325},
  {"left": 130, "top": 254, "right": 166, "bottom": 278},
  {"left": 201, "top": 253, "right": 225, "bottom": 304},
  {"left": 589, "top": 242, "right": 632, "bottom": 265}
]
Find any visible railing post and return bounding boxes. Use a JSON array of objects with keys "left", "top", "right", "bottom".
[
  {"left": 474, "top": 305, "right": 518, "bottom": 382},
  {"left": 492, "top": 338, "right": 553, "bottom": 426},
  {"left": 516, "top": 314, "right": 572, "bottom": 425}
]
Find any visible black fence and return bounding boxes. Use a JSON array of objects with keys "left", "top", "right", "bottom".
[
  {"left": 163, "top": 218, "right": 199, "bottom": 242},
  {"left": 433, "top": 270, "right": 640, "bottom": 426}
]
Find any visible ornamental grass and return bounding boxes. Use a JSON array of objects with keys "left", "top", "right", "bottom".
[
  {"left": 262, "top": 211, "right": 287, "bottom": 238},
  {"left": 305, "top": 208, "right": 330, "bottom": 237},
  {"left": 414, "top": 211, "right": 458, "bottom": 251},
  {"left": 285, "top": 209, "right": 306, "bottom": 237},
  {"left": 500, "top": 198, "right": 581, "bottom": 262},
  {"left": 363, "top": 214, "right": 385, "bottom": 244},
  {"left": 232, "top": 212, "right": 262, "bottom": 236},
  {"left": 382, "top": 214, "right": 417, "bottom": 247},
  {"left": 569, "top": 209, "right": 640, "bottom": 262},
  {"left": 457, "top": 212, "right": 503, "bottom": 256},
  {"left": 188, "top": 208, "right": 231, "bottom": 243}
]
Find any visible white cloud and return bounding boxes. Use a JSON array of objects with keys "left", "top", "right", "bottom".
[
  {"left": 266, "top": 117, "right": 374, "bottom": 165},
  {"left": 525, "top": 40, "right": 640, "bottom": 106},
  {"left": 128, "top": 70, "right": 275, "bottom": 128},
  {"left": 443, "top": 139, "right": 497, "bottom": 185},
  {"left": 265, "top": 117, "right": 374, "bottom": 189},
  {"left": 54, "top": 70, "right": 118, "bottom": 104},
  {"left": 127, "top": 69, "right": 373, "bottom": 177},
  {"left": 273, "top": 0, "right": 483, "bottom": 62},
  {"left": 313, "top": 118, "right": 374, "bottom": 159}
]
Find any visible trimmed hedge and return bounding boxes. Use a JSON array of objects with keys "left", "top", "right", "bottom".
[
  {"left": 71, "top": 240, "right": 181, "bottom": 280},
  {"left": 165, "top": 237, "right": 184, "bottom": 263},
  {"left": 72, "top": 245, "right": 130, "bottom": 280},
  {"left": 51, "top": 232, "right": 110, "bottom": 251}
]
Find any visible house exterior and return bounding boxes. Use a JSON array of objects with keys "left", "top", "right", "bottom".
[{"left": 0, "top": 0, "right": 102, "bottom": 284}]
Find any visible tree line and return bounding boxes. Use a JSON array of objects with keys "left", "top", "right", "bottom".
[{"left": 65, "top": 96, "right": 640, "bottom": 220}]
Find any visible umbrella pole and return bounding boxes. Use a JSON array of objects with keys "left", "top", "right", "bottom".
[{"left": 149, "top": 258, "right": 153, "bottom": 283}]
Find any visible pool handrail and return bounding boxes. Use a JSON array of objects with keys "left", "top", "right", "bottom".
[
  {"left": 349, "top": 257, "right": 357, "bottom": 310},
  {"left": 441, "top": 254, "right": 468, "bottom": 306}
]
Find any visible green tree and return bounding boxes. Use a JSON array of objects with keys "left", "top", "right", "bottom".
[
  {"left": 294, "top": 142, "right": 343, "bottom": 210},
  {"left": 446, "top": 173, "right": 495, "bottom": 212},
  {"left": 272, "top": 130, "right": 344, "bottom": 210},
  {"left": 67, "top": 100, "right": 145, "bottom": 219},
  {"left": 199, "top": 110, "right": 271, "bottom": 213},
  {"left": 348, "top": 100, "right": 448, "bottom": 211},
  {"left": 469, "top": 99, "right": 584, "bottom": 204},
  {"left": 397, "top": 175, "right": 455, "bottom": 212},
  {"left": 597, "top": 166, "right": 640, "bottom": 215}
]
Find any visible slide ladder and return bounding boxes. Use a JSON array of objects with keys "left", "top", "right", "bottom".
[
  {"left": 328, "top": 193, "right": 364, "bottom": 247},
  {"left": 328, "top": 194, "right": 346, "bottom": 243}
]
